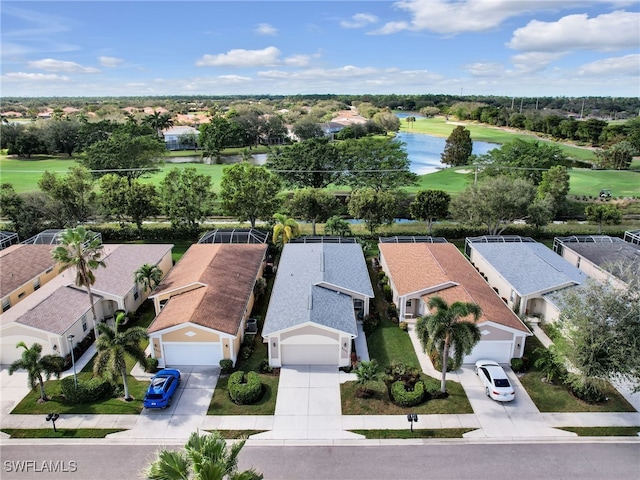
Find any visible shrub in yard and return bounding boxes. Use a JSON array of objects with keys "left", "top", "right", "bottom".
[
  {"left": 391, "top": 380, "right": 425, "bottom": 407},
  {"left": 386, "top": 302, "right": 398, "bottom": 321},
  {"left": 259, "top": 358, "right": 273, "bottom": 374},
  {"left": 511, "top": 357, "right": 524, "bottom": 373},
  {"left": 61, "top": 376, "right": 113, "bottom": 404},
  {"left": 565, "top": 374, "right": 607, "bottom": 404},
  {"left": 399, "top": 321, "right": 408, "bottom": 331},
  {"left": 383, "top": 284, "right": 393, "bottom": 302},
  {"left": 228, "top": 371, "right": 263, "bottom": 405},
  {"left": 363, "top": 313, "right": 380, "bottom": 335},
  {"left": 384, "top": 363, "right": 421, "bottom": 388},
  {"left": 422, "top": 375, "right": 447, "bottom": 399},
  {"left": 145, "top": 357, "right": 159, "bottom": 373},
  {"left": 429, "top": 349, "right": 456, "bottom": 372},
  {"left": 219, "top": 359, "right": 234, "bottom": 374}
]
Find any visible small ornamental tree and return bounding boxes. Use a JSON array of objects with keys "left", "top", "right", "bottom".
[
  {"left": 441, "top": 126, "right": 472, "bottom": 167},
  {"left": 409, "top": 190, "right": 451, "bottom": 235}
]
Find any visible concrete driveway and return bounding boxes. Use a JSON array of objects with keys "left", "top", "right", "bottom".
[
  {"left": 455, "top": 365, "right": 575, "bottom": 438},
  {"left": 110, "top": 366, "right": 219, "bottom": 439},
  {"left": 251, "top": 365, "right": 361, "bottom": 440}
]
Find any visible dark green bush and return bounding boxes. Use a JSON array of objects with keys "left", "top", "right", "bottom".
[
  {"left": 145, "top": 357, "right": 159, "bottom": 373},
  {"left": 511, "top": 357, "right": 524, "bottom": 372},
  {"left": 422, "top": 375, "right": 447, "bottom": 399},
  {"left": 363, "top": 313, "right": 380, "bottom": 335},
  {"left": 219, "top": 359, "right": 233, "bottom": 374},
  {"left": 429, "top": 349, "right": 456, "bottom": 372},
  {"left": 61, "top": 376, "right": 113, "bottom": 404},
  {"left": 384, "top": 363, "right": 421, "bottom": 388},
  {"left": 259, "top": 358, "right": 273, "bottom": 374},
  {"left": 386, "top": 302, "right": 398, "bottom": 320},
  {"left": 390, "top": 380, "right": 425, "bottom": 407},
  {"left": 228, "top": 371, "right": 263, "bottom": 405},
  {"left": 565, "top": 374, "right": 607, "bottom": 404},
  {"left": 382, "top": 284, "right": 393, "bottom": 302}
]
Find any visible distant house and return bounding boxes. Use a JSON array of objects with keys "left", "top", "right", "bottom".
[
  {"left": 319, "top": 121, "right": 346, "bottom": 137},
  {"left": 553, "top": 235, "right": 640, "bottom": 288},
  {"left": 0, "top": 244, "right": 173, "bottom": 365},
  {"left": 147, "top": 244, "right": 267, "bottom": 367},
  {"left": 465, "top": 236, "right": 587, "bottom": 322},
  {"left": 162, "top": 126, "right": 200, "bottom": 151},
  {"left": 379, "top": 240, "right": 531, "bottom": 364},
  {"left": 262, "top": 241, "right": 374, "bottom": 367}
]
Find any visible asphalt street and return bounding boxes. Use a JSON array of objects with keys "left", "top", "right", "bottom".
[{"left": 1, "top": 441, "right": 639, "bottom": 480}]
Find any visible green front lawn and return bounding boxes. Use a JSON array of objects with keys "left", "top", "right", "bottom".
[
  {"left": 1, "top": 428, "right": 125, "bottom": 439},
  {"left": 207, "top": 373, "right": 278, "bottom": 415},
  {"left": 208, "top": 430, "right": 267, "bottom": 439},
  {"left": 367, "top": 318, "right": 420, "bottom": 369},
  {"left": 340, "top": 378, "right": 472, "bottom": 415},
  {"left": 351, "top": 428, "right": 475, "bottom": 439}
]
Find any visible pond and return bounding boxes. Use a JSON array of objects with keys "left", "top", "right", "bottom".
[{"left": 396, "top": 131, "right": 498, "bottom": 175}]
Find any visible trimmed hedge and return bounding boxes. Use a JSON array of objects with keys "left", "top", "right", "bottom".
[
  {"left": 219, "top": 359, "right": 234, "bottom": 374},
  {"left": 390, "top": 380, "right": 426, "bottom": 407},
  {"left": 228, "top": 371, "right": 263, "bottom": 405},
  {"left": 60, "top": 376, "right": 113, "bottom": 404}
]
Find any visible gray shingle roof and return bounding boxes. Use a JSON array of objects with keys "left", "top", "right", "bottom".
[
  {"left": 263, "top": 243, "right": 373, "bottom": 336},
  {"left": 470, "top": 242, "right": 587, "bottom": 296},
  {"left": 563, "top": 239, "right": 640, "bottom": 279},
  {"left": 16, "top": 286, "right": 102, "bottom": 335},
  {"left": 92, "top": 244, "right": 173, "bottom": 296}
]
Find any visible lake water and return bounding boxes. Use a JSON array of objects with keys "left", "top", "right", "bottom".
[{"left": 396, "top": 131, "right": 498, "bottom": 175}]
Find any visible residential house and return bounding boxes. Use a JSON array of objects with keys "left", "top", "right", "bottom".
[
  {"left": 162, "top": 125, "right": 199, "bottom": 151},
  {"left": 0, "top": 244, "right": 173, "bottom": 365},
  {"left": 378, "top": 240, "right": 531, "bottom": 364},
  {"left": 147, "top": 244, "right": 267, "bottom": 367},
  {"left": 465, "top": 236, "right": 588, "bottom": 322},
  {"left": 553, "top": 235, "right": 640, "bottom": 288},
  {"left": 262, "top": 240, "right": 374, "bottom": 367},
  {"left": 0, "top": 244, "right": 60, "bottom": 312}
]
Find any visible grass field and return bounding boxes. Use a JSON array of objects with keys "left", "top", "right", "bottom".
[{"left": 401, "top": 117, "right": 597, "bottom": 162}]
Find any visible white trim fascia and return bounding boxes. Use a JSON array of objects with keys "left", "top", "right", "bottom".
[
  {"left": 263, "top": 320, "right": 356, "bottom": 339},
  {"left": 148, "top": 321, "right": 236, "bottom": 340},
  {"left": 477, "top": 320, "right": 532, "bottom": 336},
  {"left": 149, "top": 282, "right": 207, "bottom": 300},
  {"left": 314, "top": 281, "right": 374, "bottom": 299}
]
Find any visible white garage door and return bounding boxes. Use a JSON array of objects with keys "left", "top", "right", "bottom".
[
  {"left": 163, "top": 343, "right": 222, "bottom": 366},
  {"left": 281, "top": 344, "right": 338, "bottom": 365},
  {"left": 463, "top": 341, "right": 513, "bottom": 364}
]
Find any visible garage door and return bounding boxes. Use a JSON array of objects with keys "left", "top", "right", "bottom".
[
  {"left": 463, "top": 341, "right": 513, "bottom": 364},
  {"left": 281, "top": 344, "right": 338, "bottom": 365},
  {"left": 163, "top": 343, "right": 222, "bottom": 366}
]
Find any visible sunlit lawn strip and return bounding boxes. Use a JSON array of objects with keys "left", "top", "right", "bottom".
[
  {"left": 2, "top": 428, "right": 125, "bottom": 438},
  {"left": 207, "top": 374, "right": 278, "bottom": 415},
  {"left": 341, "top": 379, "right": 472, "bottom": 415},
  {"left": 207, "top": 430, "right": 267, "bottom": 439},
  {"left": 519, "top": 370, "right": 636, "bottom": 413},
  {"left": 350, "top": 428, "right": 475, "bottom": 439},
  {"left": 557, "top": 427, "right": 640, "bottom": 436}
]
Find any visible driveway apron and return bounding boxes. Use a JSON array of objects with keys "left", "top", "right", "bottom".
[
  {"left": 252, "top": 365, "right": 361, "bottom": 440},
  {"left": 109, "top": 366, "right": 219, "bottom": 440}
]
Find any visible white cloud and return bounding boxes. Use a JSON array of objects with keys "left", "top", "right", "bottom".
[
  {"left": 99, "top": 56, "right": 124, "bottom": 67},
  {"left": 465, "top": 62, "right": 506, "bottom": 77},
  {"left": 217, "top": 75, "right": 252, "bottom": 82},
  {"left": 28, "top": 58, "right": 99, "bottom": 73},
  {"left": 255, "top": 23, "right": 277, "bottom": 36},
  {"left": 578, "top": 54, "right": 640, "bottom": 76},
  {"left": 3, "top": 72, "right": 70, "bottom": 81},
  {"left": 370, "top": 21, "right": 409, "bottom": 35},
  {"left": 284, "top": 54, "right": 311, "bottom": 67},
  {"left": 340, "top": 13, "right": 379, "bottom": 28},
  {"left": 508, "top": 11, "right": 640, "bottom": 52},
  {"left": 374, "top": 0, "right": 544, "bottom": 35},
  {"left": 196, "top": 46, "right": 281, "bottom": 67},
  {"left": 510, "top": 52, "right": 567, "bottom": 73}
]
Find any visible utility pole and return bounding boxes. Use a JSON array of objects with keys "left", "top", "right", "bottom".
[{"left": 519, "top": 98, "right": 524, "bottom": 114}]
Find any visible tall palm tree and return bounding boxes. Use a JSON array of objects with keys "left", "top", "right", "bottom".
[
  {"left": 146, "top": 430, "right": 262, "bottom": 480},
  {"left": 52, "top": 226, "right": 105, "bottom": 338},
  {"left": 272, "top": 213, "right": 299, "bottom": 246},
  {"left": 134, "top": 263, "right": 163, "bottom": 293},
  {"left": 143, "top": 111, "right": 174, "bottom": 138},
  {"left": 93, "top": 320, "right": 148, "bottom": 401},
  {"left": 9, "top": 342, "right": 65, "bottom": 402},
  {"left": 416, "top": 296, "right": 482, "bottom": 393}
]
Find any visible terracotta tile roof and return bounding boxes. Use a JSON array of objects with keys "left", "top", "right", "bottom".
[
  {"left": 148, "top": 244, "right": 267, "bottom": 335},
  {"left": 0, "top": 244, "right": 57, "bottom": 298},
  {"left": 380, "top": 243, "right": 529, "bottom": 333}
]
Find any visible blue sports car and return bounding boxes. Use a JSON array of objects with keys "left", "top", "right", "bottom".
[{"left": 143, "top": 369, "right": 181, "bottom": 408}]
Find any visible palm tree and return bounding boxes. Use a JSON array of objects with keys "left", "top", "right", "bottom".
[
  {"left": 272, "top": 213, "right": 299, "bottom": 246},
  {"left": 93, "top": 320, "right": 148, "bottom": 401},
  {"left": 9, "top": 342, "right": 65, "bottom": 402},
  {"left": 134, "top": 263, "right": 163, "bottom": 293},
  {"left": 416, "top": 296, "right": 482, "bottom": 393},
  {"left": 354, "top": 359, "right": 379, "bottom": 397},
  {"left": 51, "top": 226, "right": 105, "bottom": 338},
  {"left": 146, "top": 430, "right": 263, "bottom": 480},
  {"left": 143, "top": 111, "right": 174, "bottom": 138}
]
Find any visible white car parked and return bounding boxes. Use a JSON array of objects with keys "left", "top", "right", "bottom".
[{"left": 475, "top": 360, "right": 515, "bottom": 402}]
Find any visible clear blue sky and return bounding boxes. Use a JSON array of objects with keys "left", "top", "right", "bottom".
[{"left": 2, "top": 1, "right": 639, "bottom": 97}]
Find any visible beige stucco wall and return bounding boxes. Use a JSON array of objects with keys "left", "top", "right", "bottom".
[
  {"left": 162, "top": 327, "right": 221, "bottom": 343},
  {"left": 561, "top": 249, "right": 610, "bottom": 283},
  {"left": 469, "top": 250, "right": 513, "bottom": 303},
  {"left": 280, "top": 325, "right": 339, "bottom": 341},
  {"left": 152, "top": 338, "right": 162, "bottom": 359}
]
